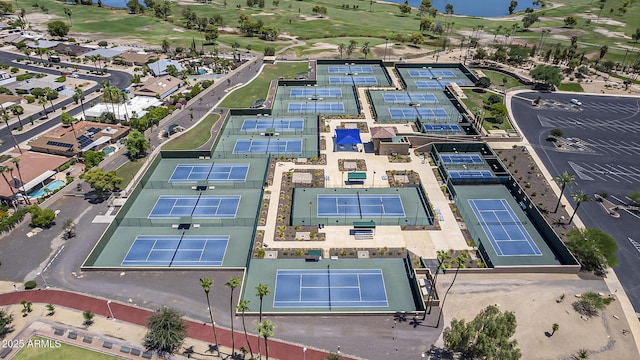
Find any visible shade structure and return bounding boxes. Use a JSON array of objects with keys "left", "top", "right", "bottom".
[{"left": 335, "top": 128, "right": 362, "bottom": 145}]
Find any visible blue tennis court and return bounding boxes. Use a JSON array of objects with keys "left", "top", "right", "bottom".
[
  {"left": 441, "top": 154, "right": 483, "bottom": 164},
  {"left": 382, "top": 93, "right": 438, "bottom": 103},
  {"left": 417, "top": 108, "right": 448, "bottom": 119},
  {"left": 169, "top": 164, "right": 249, "bottom": 183},
  {"left": 329, "top": 76, "right": 378, "bottom": 85},
  {"left": 389, "top": 108, "right": 417, "bottom": 119},
  {"left": 274, "top": 269, "right": 388, "bottom": 307},
  {"left": 423, "top": 124, "right": 462, "bottom": 132},
  {"left": 232, "top": 139, "right": 303, "bottom": 154},
  {"left": 289, "top": 88, "right": 343, "bottom": 98},
  {"left": 468, "top": 199, "right": 543, "bottom": 256},
  {"left": 415, "top": 80, "right": 444, "bottom": 89},
  {"left": 327, "top": 65, "right": 374, "bottom": 74},
  {"left": 287, "top": 102, "right": 345, "bottom": 113},
  {"left": 241, "top": 119, "right": 304, "bottom": 132},
  {"left": 122, "top": 235, "right": 229, "bottom": 266},
  {"left": 317, "top": 194, "right": 405, "bottom": 217},
  {"left": 408, "top": 69, "right": 456, "bottom": 78},
  {"left": 149, "top": 195, "right": 240, "bottom": 219},
  {"left": 449, "top": 170, "right": 494, "bottom": 179}
]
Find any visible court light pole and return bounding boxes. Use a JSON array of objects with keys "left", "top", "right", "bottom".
[
  {"left": 106, "top": 300, "right": 115, "bottom": 321},
  {"left": 373, "top": 171, "right": 376, "bottom": 188},
  {"left": 415, "top": 201, "right": 420, "bottom": 226},
  {"left": 36, "top": 272, "right": 49, "bottom": 289},
  {"left": 344, "top": 201, "right": 348, "bottom": 225},
  {"left": 309, "top": 201, "right": 312, "bottom": 226},
  {"left": 303, "top": 347, "right": 307, "bottom": 360}
]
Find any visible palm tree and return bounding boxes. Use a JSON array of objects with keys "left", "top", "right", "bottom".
[
  {"left": 37, "top": 96, "right": 48, "bottom": 119},
  {"left": 9, "top": 104, "right": 24, "bottom": 128},
  {"left": 236, "top": 300, "right": 254, "bottom": 359},
  {"left": 0, "top": 165, "right": 17, "bottom": 209},
  {"left": 425, "top": 250, "right": 451, "bottom": 316},
  {"left": 43, "top": 87, "right": 56, "bottom": 113},
  {"left": 2, "top": 113, "right": 21, "bottom": 154},
  {"left": 554, "top": 171, "right": 576, "bottom": 213},
  {"left": 74, "top": 87, "right": 86, "bottom": 120},
  {"left": 360, "top": 42, "right": 370, "bottom": 59},
  {"left": 255, "top": 283, "right": 271, "bottom": 358},
  {"left": 199, "top": 277, "right": 220, "bottom": 356},
  {"left": 225, "top": 276, "right": 241, "bottom": 356},
  {"left": 568, "top": 191, "right": 591, "bottom": 224},
  {"left": 551, "top": 323, "right": 559, "bottom": 336},
  {"left": 11, "top": 157, "right": 29, "bottom": 202},
  {"left": 23, "top": 48, "right": 32, "bottom": 62},
  {"left": 337, "top": 43, "right": 345, "bottom": 59},
  {"left": 435, "top": 252, "right": 468, "bottom": 328},
  {"left": 256, "top": 320, "right": 275, "bottom": 360},
  {"left": 161, "top": 39, "right": 170, "bottom": 53}
]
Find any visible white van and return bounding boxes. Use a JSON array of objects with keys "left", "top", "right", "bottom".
[{"left": 570, "top": 98, "right": 582, "bottom": 106}]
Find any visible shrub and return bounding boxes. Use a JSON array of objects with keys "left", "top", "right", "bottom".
[{"left": 24, "top": 280, "right": 37, "bottom": 289}]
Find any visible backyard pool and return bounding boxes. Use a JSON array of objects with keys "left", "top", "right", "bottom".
[
  {"left": 103, "top": 146, "right": 117, "bottom": 155},
  {"left": 28, "top": 180, "right": 66, "bottom": 198}
]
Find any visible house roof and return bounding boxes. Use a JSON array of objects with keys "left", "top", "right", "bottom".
[
  {"left": 84, "top": 48, "right": 126, "bottom": 59},
  {"left": 370, "top": 127, "right": 397, "bottom": 139},
  {"left": 134, "top": 75, "right": 181, "bottom": 98},
  {"left": 0, "top": 94, "right": 22, "bottom": 106},
  {"left": 27, "top": 40, "right": 60, "bottom": 49},
  {"left": 15, "top": 79, "right": 61, "bottom": 91},
  {"left": 3, "top": 34, "right": 26, "bottom": 44},
  {"left": 148, "top": 59, "right": 183, "bottom": 76},
  {"left": 29, "top": 121, "right": 130, "bottom": 154},
  {"left": 117, "top": 51, "right": 155, "bottom": 65},
  {"left": 51, "top": 43, "right": 92, "bottom": 56},
  {"left": 0, "top": 152, "right": 68, "bottom": 198},
  {"left": 335, "top": 128, "right": 362, "bottom": 145}
]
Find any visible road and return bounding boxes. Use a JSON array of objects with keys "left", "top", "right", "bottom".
[{"left": 0, "top": 50, "right": 132, "bottom": 153}]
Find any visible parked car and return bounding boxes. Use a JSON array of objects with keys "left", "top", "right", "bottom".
[{"left": 570, "top": 98, "right": 582, "bottom": 106}]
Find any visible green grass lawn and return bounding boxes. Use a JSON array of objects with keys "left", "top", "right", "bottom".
[
  {"left": 116, "top": 158, "right": 145, "bottom": 188},
  {"left": 13, "top": 336, "right": 119, "bottom": 360},
  {"left": 476, "top": 69, "right": 523, "bottom": 90},
  {"left": 557, "top": 82, "right": 585, "bottom": 92},
  {"left": 461, "top": 88, "right": 512, "bottom": 131},
  {"left": 219, "top": 62, "right": 308, "bottom": 108},
  {"left": 162, "top": 113, "right": 220, "bottom": 150}
]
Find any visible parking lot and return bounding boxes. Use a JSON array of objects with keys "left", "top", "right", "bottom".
[{"left": 511, "top": 92, "right": 640, "bottom": 312}]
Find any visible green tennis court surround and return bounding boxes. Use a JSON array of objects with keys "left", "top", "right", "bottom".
[{"left": 348, "top": 172, "right": 367, "bottom": 180}]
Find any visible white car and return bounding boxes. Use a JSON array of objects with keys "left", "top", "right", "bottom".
[
  {"left": 69, "top": 73, "right": 79, "bottom": 78},
  {"left": 570, "top": 98, "right": 582, "bottom": 106}
]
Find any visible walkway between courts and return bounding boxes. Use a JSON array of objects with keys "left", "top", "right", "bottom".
[{"left": 0, "top": 289, "right": 351, "bottom": 360}]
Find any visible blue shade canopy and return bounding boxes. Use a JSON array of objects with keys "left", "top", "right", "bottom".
[{"left": 335, "top": 129, "right": 362, "bottom": 145}]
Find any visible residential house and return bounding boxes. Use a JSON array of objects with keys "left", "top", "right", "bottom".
[
  {"left": 15, "top": 79, "right": 65, "bottom": 94},
  {"left": 0, "top": 152, "right": 69, "bottom": 204},
  {"left": 27, "top": 40, "right": 60, "bottom": 49},
  {"left": 115, "top": 51, "right": 156, "bottom": 66},
  {"left": 29, "top": 121, "right": 130, "bottom": 156},
  {"left": 148, "top": 59, "right": 183, "bottom": 77},
  {"left": 83, "top": 96, "right": 163, "bottom": 122},
  {"left": 51, "top": 43, "right": 92, "bottom": 57},
  {"left": 133, "top": 75, "right": 182, "bottom": 99}
]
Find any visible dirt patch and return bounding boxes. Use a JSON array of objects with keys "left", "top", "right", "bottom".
[
  {"left": 172, "top": 28, "right": 185, "bottom": 33},
  {"left": 298, "top": 15, "right": 328, "bottom": 21},
  {"left": 252, "top": 12, "right": 275, "bottom": 16},
  {"left": 593, "top": 27, "right": 629, "bottom": 38}
]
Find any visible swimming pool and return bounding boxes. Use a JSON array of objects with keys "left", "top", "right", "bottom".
[
  {"left": 103, "top": 146, "right": 116, "bottom": 155},
  {"left": 28, "top": 180, "right": 66, "bottom": 198}
]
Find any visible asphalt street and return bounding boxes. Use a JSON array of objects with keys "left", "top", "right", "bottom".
[
  {"left": 0, "top": 50, "right": 132, "bottom": 153},
  {"left": 511, "top": 91, "right": 640, "bottom": 312}
]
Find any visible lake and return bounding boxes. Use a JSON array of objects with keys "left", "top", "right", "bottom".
[{"left": 384, "top": 0, "right": 540, "bottom": 17}]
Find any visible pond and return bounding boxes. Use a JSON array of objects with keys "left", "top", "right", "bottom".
[{"left": 385, "top": 0, "right": 541, "bottom": 17}]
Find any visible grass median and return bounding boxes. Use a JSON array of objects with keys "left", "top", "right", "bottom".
[{"left": 162, "top": 113, "right": 220, "bottom": 151}]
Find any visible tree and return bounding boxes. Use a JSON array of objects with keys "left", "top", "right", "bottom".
[
  {"left": 445, "top": 3, "right": 454, "bottom": 14},
  {"left": 567, "top": 227, "right": 618, "bottom": 275},
  {"left": 83, "top": 310, "right": 95, "bottom": 326},
  {"left": 2, "top": 113, "right": 21, "bottom": 154},
  {"left": 30, "top": 205, "right": 56, "bottom": 227},
  {"left": 62, "top": 219, "right": 76, "bottom": 239},
  {"left": 225, "top": 276, "right": 241, "bottom": 356},
  {"left": 435, "top": 252, "right": 468, "bottom": 328},
  {"left": 476, "top": 77, "right": 491, "bottom": 88},
  {"left": 0, "top": 307, "right": 13, "bottom": 336},
  {"left": 236, "top": 300, "right": 253, "bottom": 359},
  {"left": 161, "top": 39, "right": 170, "bottom": 53},
  {"left": 126, "top": 130, "right": 150, "bottom": 159},
  {"left": 199, "top": 277, "right": 220, "bottom": 356},
  {"left": 572, "top": 291, "right": 614, "bottom": 317},
  {"left": 568, "top": 191, "right": 591, "bottom": 224},
  {"left": 420, "top": 18, "right": 433, "bottom": 33},
  {"left": 204, "top": 24, "right": 219, "bottom": 43},
  {"left": 409, "top": 33, "right": 424, "bottom": 46},
  {"left": 46, "top": 303, "right": 55, "bottom": 316},
  {"left": 598, "top": 45, "right": 608, "bottom": 61},
  {"left": 82, "top": 150, "right": 105, "bottom": 168},
  {"left": 263, "top": 46, "right": 275, "bottom": 56},
  {"left": 11, "top": 158, "right": 28, "bottom": 199},
  {"left": 360, "top": 42, "right": 371, "bottom": 58},
  {"left": 255, "top": 283, "right": 271, "bottom": 357},
  {"left": 47, "top": 20, "right": 70, "bottom": 38},
  {"left": 398, "top": 1, "right": 411, "bottom": 15},
  {"left": 74, "top": 88, "right": 86, "bottom": 120},
  {"left": 443, "top": 305, "right": 521, "bottom": 359},
  {"left": 44, "top": 87, "right": 58, "bottom": 113},
  {"left": 81, "top": 168, "right": 122, "bottom": 199},
  {"left": 256, "top": 320, "right": 275, "bottom": 360},
  {"left": 509, "top": 0, "right": 518, "bottom": 14},
  {"left": 0, "top": 165, "right": 17, "bottom": 209},
  {"left": 629, "top": 190, "right": 640, "bottom": 205},
  {"left": 488, "top": 103, "right": 508, "bottom": 119},
  {"left": 144, "top": 307, "right": 188, "bottom": 356},
  {"left": 530, "top": 64, "right": 563, "bottom": 87},
  {"left": 551, "top": 323, "right": 559, "bottom": 336},
  {"left": 127, "top": 0, "right": 143, "bottom": 14},
  {"left": 20, "top": 300, "right": 33, "bottom": 316},
  {"left": 553, "top": 171, "right": 575, "bottom": 212},
  {"left": 337, "top": 43, "right": 346, "bottom": 59},
  {"left": 61, "top": 112, "right": 78, "bottom": 143},
  {"left": 550, "top": 128, "right": 563, "bottom": 138},
  {"left": 9, "top": 104, "right": 23, "bottom": 128},
  {"left": 564, "top": 16, "right": 578, "bottom": 27}
]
